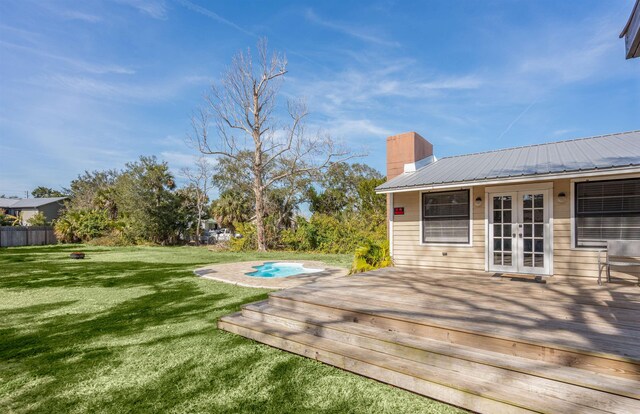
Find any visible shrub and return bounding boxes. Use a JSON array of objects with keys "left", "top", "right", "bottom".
[
  {"left": 228, "top": 222, "right": 256, "bottom": 251},
  {"left": 0, "top": 209, "right": 20, "bottom": 226},
  {"left": 86, "top": 232, "right": 128, "bottom": 246},
  {"left": 54, "top": 209, "right": 119, "bottom": 243},
  {"left": 350, "top": 240, "right": 392, "bottom": 274},
  {"left": 26, "top": 211, "right": 47, "bottom": 226},
  {"left": 281, "top": 212, "right": 386, "bottom": 254}
]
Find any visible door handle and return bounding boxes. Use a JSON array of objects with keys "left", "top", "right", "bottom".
[
  {"left": 512, "top": 234, "right": 516, "bottom": 238},
  {"left": 519, "top": 234, "right": 523, "bottom": 238}
]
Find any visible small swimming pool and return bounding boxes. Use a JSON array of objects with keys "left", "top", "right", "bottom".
[{"left": 246, "top": 262, "right": 323, "bottom": 278}]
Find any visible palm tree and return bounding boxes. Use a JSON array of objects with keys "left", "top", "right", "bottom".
[{"left": 210, "top": 191, "right": 252, "bottom": 232}]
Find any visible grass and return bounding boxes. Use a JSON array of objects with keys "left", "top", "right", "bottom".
[{"left": 0, "top": 245, "right": 462, "bottom": 414}]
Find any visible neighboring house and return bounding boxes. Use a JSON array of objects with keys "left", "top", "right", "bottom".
[
  {"left": 621, "top": 0, "right": 640, "bottom": 59},
  {"left": 0, "top": 197, "right": 67, "bottom": 225},
  {"left": 376, "top": 131, "right": 640, "bottom": 282}
]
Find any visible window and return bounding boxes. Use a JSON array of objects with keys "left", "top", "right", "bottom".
[
  {"left": 422, "top": 190, "right": 470, "bottom": 244},
  {"left": 575, "top": 178, "right": 640, "bottom": 248}
]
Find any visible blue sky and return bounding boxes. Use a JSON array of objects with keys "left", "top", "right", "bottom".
[{"left": 0, "top": 0, "right": 638, "bottom": 197}]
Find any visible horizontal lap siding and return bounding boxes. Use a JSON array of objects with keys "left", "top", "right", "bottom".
[
  {"left": 552, "top": 178, "right": 639, "bottom": 282},
  {"left": 391, "top": 177, "right": 639, "bottom": 282},
  {"left": 392, "top": 189, "right": 486, "bottom": 272}
]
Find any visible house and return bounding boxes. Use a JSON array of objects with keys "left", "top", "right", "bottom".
[
  {"left": 621, "top": 0, "right": 640, "bottom": 59},
  {"left": 376, "top": 131, "right": 640, "bottom": 282},
  {"left": 220, "top": 130, "right": 640, "bottom": 413},
  {"left": 0, "top": 197, "right": 67, "bottom": 225}
]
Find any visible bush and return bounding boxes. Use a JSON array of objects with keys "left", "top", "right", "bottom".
[
  {"left": 54, "top": 209, "right": 119, "bottom": 243},
  {"left": 281, "top": 212, "right": 386, "bottom": 254},
  {"left": 86, "top": 232, "right": 128, "bottom": 246},
  {"left": 350, "top": 240, "right": 392, "bottom": 274},
  {"left": 228, "top": 222, "right": 256, "bottom": 251},
  {"left": 26, "top": 211, "right": 47, "bottom": 226}
]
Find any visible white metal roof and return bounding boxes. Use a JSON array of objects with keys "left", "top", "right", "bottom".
[{"left": 377, "top": 130, "right": 640, "bottom": 193}]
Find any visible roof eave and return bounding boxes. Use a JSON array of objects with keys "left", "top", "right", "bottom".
[{"left": 375, "top": 165, "right": 640, "bottom": 194}]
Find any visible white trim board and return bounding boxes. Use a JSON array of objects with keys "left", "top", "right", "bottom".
[
  {"left": 377, "top": 166, "right": 640, "bottom": 194},
  {"left": 569, "top": 173, "right": 640, "bottom": 251},
  {"left": 418, "top": 187, "right": 474, "bottom": 248}
]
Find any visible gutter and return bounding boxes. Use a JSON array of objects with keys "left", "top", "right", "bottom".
[{"left": 375, "top": 165, "right": 640, "bottom": 194}]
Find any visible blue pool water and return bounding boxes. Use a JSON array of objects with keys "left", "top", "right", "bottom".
[{"left": 246, "top": 262, "right": 323, "bottom": 278}]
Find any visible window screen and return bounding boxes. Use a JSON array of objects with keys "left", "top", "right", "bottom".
[
  {"left": 422, "top": 190, "right": 470, "bottom": 244},
  {"left": 575, "top": 178, "right": 640, "bottom": 248}
]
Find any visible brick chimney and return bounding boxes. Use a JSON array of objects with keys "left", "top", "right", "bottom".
[{"left": 386, "top": 132, "right": 433, "bottom": 180}]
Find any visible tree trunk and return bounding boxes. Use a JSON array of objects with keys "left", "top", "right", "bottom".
[
  {"left": 254, "top": 180, "right": 266, "bottom": 251},
  {"left": 253, "top": 145, "right": 267, "bottom": 251}
]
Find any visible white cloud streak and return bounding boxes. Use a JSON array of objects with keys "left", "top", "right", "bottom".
[
  {"left": 0, "top": 40, "right": 135, "bottom": 75},
  {"left": 175, "top": 0, "right": 255, "bottom": 37},
  {"left": 304, "top": 9, "right": 400, "bottom": 47},
  {"left": 116, "top": 0, "right": 168, "bottom": 20}
]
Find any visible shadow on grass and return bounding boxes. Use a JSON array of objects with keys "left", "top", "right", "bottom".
[{"left": 0, "top": 247, "right": 452, "bottom": 414}]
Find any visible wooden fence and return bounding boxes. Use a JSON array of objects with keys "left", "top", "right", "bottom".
[{"left": 0, "top": 226, "right": 57, "bottom": 247}]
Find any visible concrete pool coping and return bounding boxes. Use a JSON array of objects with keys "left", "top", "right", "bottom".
[{"left": 194, "top": 260, "right": 349, "bottom": 289}]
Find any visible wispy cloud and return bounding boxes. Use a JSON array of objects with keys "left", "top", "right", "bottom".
[
  {"left": 304, "top": 9, "right": 400, "bottom": 47},
  {"left": 176, "top": 0, "right": 255, "bottom": 37},
  {"left": 60, "top": 10, "right": 102, "bottom": 23},
  {"left": 37, "top": 73, "right": 207, "bottom": 102},
  {"left": 0, "top": 40, "right": 135, "bottom": 75},
  {"left": 116, "top": 0, "right": 167, "bottom": 20},
  {"left": 496, "top": 100, "right": 537, "bottom": 141}
]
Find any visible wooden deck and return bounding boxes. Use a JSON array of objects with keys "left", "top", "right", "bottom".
[{"left": 218, "top": 267, "right": 640, "bottom": 414}]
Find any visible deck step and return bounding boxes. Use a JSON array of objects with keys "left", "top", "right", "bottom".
[
  {"left": 269, "top": 289, "right": 640, "bottom": 380},
  {"left": 219, "top": 312, "right": 639, "bottom": 414},
  {"left": 242, "top": 300, "right": 640, "bottom": 401}
]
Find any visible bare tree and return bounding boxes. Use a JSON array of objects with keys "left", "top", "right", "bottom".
[
  {"left": 181, "top": 156, "right": 214, "bottom": 244},
  {"left": 190, "top": 38, "right": 355, "bottom": 251}
]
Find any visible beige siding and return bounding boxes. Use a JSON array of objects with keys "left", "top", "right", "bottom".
[
  {"left": 391, "top": 177, "right": 639, "bottom": 282},
  {"left": 392, "top": 187, "right": 486, "bottom": 272}
]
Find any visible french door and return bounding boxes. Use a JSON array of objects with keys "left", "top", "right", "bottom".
[{"left": 488, "top": 189, "right": 551, "bottom": 275}]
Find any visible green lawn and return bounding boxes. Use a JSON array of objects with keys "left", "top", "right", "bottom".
[{"left": 0, "top": 245, "right": 461, "bottom": 414}]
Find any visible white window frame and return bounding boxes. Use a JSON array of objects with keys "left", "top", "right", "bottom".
[
  {"left": 570, "top": 173, "right": 640, "bottom": 251},
  {"left": 419, "top": 187, "right": 474, "bottom": 247}
]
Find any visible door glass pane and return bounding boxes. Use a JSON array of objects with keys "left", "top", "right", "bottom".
[
  {"left": 492, "top": 195, "right": 514, "bottom": 267},
  {"left": 534, "top": 209, "right": 543, "bottom": 223},
  {"left": 504, "top": 253, "right": 512, "bottom": 265},
  {"left": 534, "top": 194, "right": 544, "bottom": 208},
  {"left": 524, "top": 253, "right": 533, "bottom": 267},
  {"left": 493, "top": 253, "right": 502, "bottom": 265},
  {"left": 521, "top": 192, "right": 545, "bottom": 269},
  {"left": 534, "top": 224, "right": 543, "bottom": 237}
]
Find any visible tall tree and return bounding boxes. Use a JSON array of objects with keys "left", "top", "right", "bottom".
[
  {"left": 210, "top": 190, "right": 252, "bottom": 232},
  {"left": 181, "top": 156, "right": 214, "bottom": 243},
  {"left": 308, "top": 162, "right": 383, "bottom": 215},
  {"left": 31, "top": 186, "right": 65, "bottom": 198},
  {"left": 112, "top": 156, "right": 181, "bottom": 244},
  {"left": 190, "top": 39, "right": 354, "bottom": 251}
]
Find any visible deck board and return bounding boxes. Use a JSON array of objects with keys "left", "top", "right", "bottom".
[{"left": 219, "top": 267, "right": 640, "bottom": 413}]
